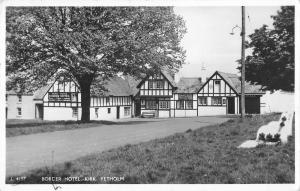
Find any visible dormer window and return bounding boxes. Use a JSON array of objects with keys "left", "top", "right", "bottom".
[
  {"left": 148, "top": 80, "right": 164, "bottom": 89},
  {"left": 149, "top": 81, "right": 153, "bottom": 89}
]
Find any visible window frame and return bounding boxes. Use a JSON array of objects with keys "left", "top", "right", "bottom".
[
  {"left": 198, "top": 97, "right": 208, "bottom": 105},
  {"left": 72, "top": 107, "right": 78, "bottom": 118},
  {"left": 159, "top": 100, "right": 170, "bottom": 109},
  {"left": 176, "top": 100, "right": 185, "bottom": 109},
  {"left": 156, "top": 80, "right": 164, "bottom": 89},
  {"left": 145, "top": 100, "right": 156, "bottom": 109},
  {"left": 148, "top": 81, "right": 153, "bottom": 89},
  {"left": 211, "top": 97, "right": 222, "bottom": 106},
  {"left": 214, "top": 80, "right": 221, "bottom": 92},
  {"left": 124, "top": 107, "right": 131, "bottom": 116},
  {"left": 185, "top": 100, "right": 193, "bottom": 109}
]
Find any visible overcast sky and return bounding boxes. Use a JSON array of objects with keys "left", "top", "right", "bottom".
[{"left": 173, "top": 6, "right": 280, "bottom": 81}]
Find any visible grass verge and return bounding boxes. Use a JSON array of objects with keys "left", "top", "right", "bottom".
[
  {"left": 7, "top": 113, "right": 295, "bottom": 184},
  {"left": 6, "top": 119, "right": 156, "bottom": 137}
]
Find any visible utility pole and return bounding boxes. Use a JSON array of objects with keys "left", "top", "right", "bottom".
[{"left": 241, "top": 6, "right": 246, "bottom": 120}]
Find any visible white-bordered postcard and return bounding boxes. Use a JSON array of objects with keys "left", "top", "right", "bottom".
[{"left": 0, "top": 0, "right": 299, "bottom": 191}]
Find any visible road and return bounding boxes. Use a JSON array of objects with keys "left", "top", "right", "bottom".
[{"left": 6, "top": 116, "right": 230, "bottom": 176}]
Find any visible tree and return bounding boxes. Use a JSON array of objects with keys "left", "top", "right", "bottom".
[
  {"left": 6, "top": 7, "right": 186, "bottom": 122},
  {"left": 239, "top": 6, "right": 294, "bottom": 91}
]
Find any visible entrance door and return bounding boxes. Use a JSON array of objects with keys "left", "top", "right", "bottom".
[
  {"left": 227, "top": 97, "right": 235, "bottom": 114},
  {"left": 116, "top": 106, "right": 120, "bottom": 119},
  {"left": 35, "top": 104, "right": 44, "bottom": 119},
  {"left": 134, "top": 100, "right": 141, "bottom": 117},
  {"left": 245, "top": 97, "right": 260, "bottom": 114}
]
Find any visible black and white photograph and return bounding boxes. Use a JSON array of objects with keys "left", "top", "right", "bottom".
[{"left": 1, "top": 0, "right": 299, "bottom": 190}]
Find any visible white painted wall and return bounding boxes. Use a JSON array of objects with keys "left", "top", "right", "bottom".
[
  {"left": 197, "top": 106, "right": 226, "bottom": 116},
  {"left": 6, "top": 95, "right": 36, "bottom": 119},
  {"left": 90, "top": 106, "right": 132, "bottom": 120},
  {"left": 44, "top": 107, "right": 79, "bottom": 121},
  {"left": 174, "top": 110, "right": 197, "bottom": 117},
  {"left": 159, "top": 110, "right": 170, "bottom": 118},
  {"left": 261, "top": 90, "right": 294, "bottom": 113}
]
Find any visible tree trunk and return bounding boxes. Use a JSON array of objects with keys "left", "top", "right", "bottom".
[{"left": 78, "top": 78, "right": 93, "bottom": 123}]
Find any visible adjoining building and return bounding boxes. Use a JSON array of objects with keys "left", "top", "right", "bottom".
[
  {"left": 6, "top": 72, "right": 137, "bottom": 121},
  {"left": 6, "top": 69, "right": 266, "bottom": 121}
]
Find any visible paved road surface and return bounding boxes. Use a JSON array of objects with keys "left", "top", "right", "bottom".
[{"left": 6, "top": 116, "right": 230, "bottom": 176}]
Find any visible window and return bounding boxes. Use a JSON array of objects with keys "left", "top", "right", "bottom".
[
  {"left": 215, "top": 80, "right": 221, "bottom": 92},
  {"left": 211, "top": 97, "right": 222, "bottom": 105},
  {"left": 107, "top": 108, "right": 111, "bottom": 114},
  {"left": 95, "top": 108, "right": 99, "bottom": 118},
  {"left": 106, "top": 97, "right": 110, "bottom": 105},
  {"left": 17, "top": 107, "right": 22, "bottom": 116},
  {"left": 146, "top": 100, "right": 156, "bottom": 109},
  {"left": 148, "top": 81, "right": 153, "bottom": 89},
  {"left": 124, "top": 107, "right": 130, "bottom": 116},
  {"left": 198, "top": 97, "right": 207, "bottom": 105},
  {"left": 6, "top": 94, "right": 8, "bottom": 101},
  {"left": 17, "top": 95, "right": 22, "bottom": 102},
  {"left": 222, "top": 98, "right": 226, "bottom": 105},
  {"left": 176, "top": 100, "right": 184, "bottom": 109},
  {"left": 148, "top": 80, "right": 164, "bottom": 89},
  {"left": 156, "top": 80, "right": 164, "bottom": 89},
  {"left": 58, "top": 82, "right": 64, "bottom": 92},
  {"left": 185, "top": 101, "right": 193, "bottom": 109},
  {"left": 159, "top": 101, "right": 169, "bottom": 109},
  {"left": 72, "top": 108, "right": 78, "bottom": 118},
  {"left": 71, "top": 93, "right": 77, "bottom": 102}
]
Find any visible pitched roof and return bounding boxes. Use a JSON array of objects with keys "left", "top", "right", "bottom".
[
  {"left": 217, "top": 71, "right": 264, "bottom": 94},
  {"left": 91, "top": 76, "right": 138, "bottom": 97},
  {"left": 136, "top": 70, "right": 177, "bottom": 88},
  {"left": 175, "top": 77, "right": 203, "bottom": 93},
  {"left": 161, "top": 70, "right": 177, "bottom": 88},
  {"left": 33, "top": 84, "right": 52, "bottom": 100}
]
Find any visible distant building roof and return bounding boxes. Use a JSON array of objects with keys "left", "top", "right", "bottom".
[
  {"left": 175, "top": 77, "right": 203, "bottom": 93},
  {"left": 217, "top": 71, "right": 264, "bottom": 94},
  {"left": 92, "top": 76, "right": 137, "bottom": 97}
]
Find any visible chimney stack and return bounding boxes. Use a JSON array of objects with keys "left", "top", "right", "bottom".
[{"left": 201, "top": 62, "right": 207, "bottom": 83}]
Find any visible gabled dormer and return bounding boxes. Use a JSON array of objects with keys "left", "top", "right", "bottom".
[
  {"left": 197, "top": 71, "right": 238, "bottom": 97},
  {"left": 137, "top": 71, "right": 177, "bottom": 97}
]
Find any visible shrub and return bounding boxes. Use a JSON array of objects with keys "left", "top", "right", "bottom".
[
  {"left": 266, "top": 134, "right": 273, "bottom": 142},
  {"left": 273, "top": 133, "right": 281, "bottom": 142},
  {"left": 185, "top": 129, "right": 192, "bottom": 133},
  {"left": 258, "top": 133, "right": 265, "bottom": 141}
]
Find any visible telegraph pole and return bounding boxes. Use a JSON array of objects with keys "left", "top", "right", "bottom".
[{"left": 241, "top": 6, "right": 246, "bottom": 120}]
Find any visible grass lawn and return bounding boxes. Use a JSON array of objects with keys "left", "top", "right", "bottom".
[
  {"left": 7, "top": 113, "right": 295, "bottom": 184},
  {"left": 6, "top": 119, "right": 123, "bottom": 137}
]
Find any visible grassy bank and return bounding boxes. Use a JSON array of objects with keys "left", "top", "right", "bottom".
[
  {"left": 6, "top": 119, "right": 120, "bottom": 137},
  {"left": 7, "top": 113, "right": 295, "bottom": 184}
]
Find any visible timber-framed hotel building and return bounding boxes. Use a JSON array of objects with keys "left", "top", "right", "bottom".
[{"left": 6, "top": 69, "right": 265, "bottom": 120}]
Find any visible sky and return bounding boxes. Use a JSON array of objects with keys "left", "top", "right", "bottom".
[{"left": 173, "top": 6, "right": 281, "bottom": 81}]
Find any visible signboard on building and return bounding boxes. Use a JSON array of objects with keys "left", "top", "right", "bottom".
[
  {"left": 48, "top": 92, "right": 72, "bottom": 101},
  {"left": 178, "top": 94, "right": 193, "bottom": 100}
]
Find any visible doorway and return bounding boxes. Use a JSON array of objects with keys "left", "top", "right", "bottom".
[
  {"left": 116, "top": 106, "right": 120, "bottom": 119},
  {"left": 227, "top": 97, "right": 235, "bottom": 114},
  {"left": 35, "top": 104, "right": 44, "bottom": 119}
]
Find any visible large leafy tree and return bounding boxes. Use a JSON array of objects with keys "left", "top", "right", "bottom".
[
  {"left": 241, "top": 6, "right": 294, "bottom": 91},
  {"left": 6, "top": 7, "right": 186, "bottom": 122}
]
